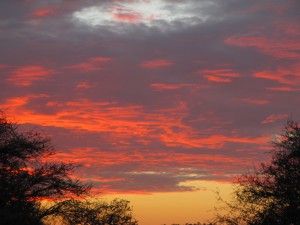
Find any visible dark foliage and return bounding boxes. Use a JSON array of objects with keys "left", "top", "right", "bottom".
[
  {"left": 43, "top": 198, "right": 138, "bottom": 225},
  {"left": 167, "top": 223, "right": 213, "bottom": 225},
  {"left": 0, "top": 113, "right": 90, "bottom": 224},
  {"left": 214, "top": 120, "right": 300, "bottom": 225},
  {"left": 0, "top": 112, "right": 139, "bottom": 225}
]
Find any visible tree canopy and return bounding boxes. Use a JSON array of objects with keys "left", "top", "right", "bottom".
[
  {"left": 0, "top": 112, "right": 138, "bottom": 225},
  {"left": 43, "top": 198, "right": 138, "bottom": 225},
  {"left": 214, "top": 120, "right": 300, "bottom": 225}
]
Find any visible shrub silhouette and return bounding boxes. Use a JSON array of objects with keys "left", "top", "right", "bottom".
[
  {"left": 43, "top": 198, "right": 138, "bottom": 225},
  {"left": 214, "top": 120, "right": 300, "bottom": 225}
]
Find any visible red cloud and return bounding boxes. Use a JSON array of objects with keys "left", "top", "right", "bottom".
[
  {"left": 225, "top": 35, "right": 300, "bottom": 59},
  {"left": 196, "top": 69, "right": 240, "bottom": 83},
  {"left": 65, "top": 57, "right": 112, "bottom": 72},
  {"left": 0, "top": 94, "right": 271, "bottom": 194},
  {"left": 76, "top": 82, "right": 94, "bottom": 89},
  {"left": 32, "top": 8, "right": 55, "bottom": 17},
  {"left": 225, "top": 21, "right": 300, "bottom": 60},
  {"left": 261, "top": 114, "right": 289, "bottom": 124},
  {"left": 266, "top": 86, "right": 300, "bottom": 92},
  {"left": 65, "top": 63, "right": 102, "bottom": 72},
  {"left": 254, "top": 62, "right": 300, "bottom": 85},
  {"left": 0, "top": 64, "right": 11, "bottom": 69},
  {"left": 48, "top": 148, "right": 241, "bottom": 169},
  {"left": 150, "top": 83, "right": 199, "bottom": 91},
  {"left": 89, "top": 57, "right": 112, "bottom": 63},
  {"left": 44, "top": 146, "right": 265, "bottom": 194},
  {"left": 160, "top": 132, "right": 267, "bottom": 149},
  {"left": 7, "top": 66, "right": 54, "bottom": 86},
  {"left": 140, "top": 59, "right": 174, "bottom": 69},
  {"left": 206, "top": 76, "right": 231, "bottom": 83},
  {"left": 110, "top": 5, "right": 142, "bottom": 23},
  {"left": 0, "top": 94, "right": 48, "bottom": 109},
  {"left": 240, "top": 98, "right": 270, "bottom": 105},
  {"left": 113, "top": 13, "right": 142, "bottom": 23},
  {"left": 0, "top": 97, "right": 267, "bottom": 150},
  {"left": 243, "top": 2, "right": 289, "bottom": 16}
]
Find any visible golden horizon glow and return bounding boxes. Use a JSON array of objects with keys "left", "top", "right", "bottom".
[{"left": 101, "top": 181, "right": 233, "bottom": 225}]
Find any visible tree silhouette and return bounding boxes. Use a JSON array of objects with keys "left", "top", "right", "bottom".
[
  {"left": 43, "top": 198, "right": 138, "bottom": 225},
  {"left": 0, "top": 112, "right": 91, "bottom": 224},
  {"left": 214, "top": 120, "right": 300, "bottom": 225},
  {"left": 0, "top": 112, "right": 138, "bottom": 225}
]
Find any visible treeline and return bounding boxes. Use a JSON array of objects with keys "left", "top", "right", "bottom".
[
  {"left": 1, "top": 111, "right": 300, "bottom": 225},
  {"left": 166, "top": 223, "right": 213, "bottom": 225}
]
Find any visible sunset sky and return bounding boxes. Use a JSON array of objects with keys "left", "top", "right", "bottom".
[{"left": 1, "top": 0, "right": 300, "bottom": 224}]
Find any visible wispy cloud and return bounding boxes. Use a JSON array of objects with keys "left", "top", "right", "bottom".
[
  {"left": 7, "top": 66, "right": 55, "bottom": 86},
  {"left": 65, "top": 57, "right": 112, "bottom": 72},
  {"left": 140, "top": 59, "right": 173, "bottom": 69}
]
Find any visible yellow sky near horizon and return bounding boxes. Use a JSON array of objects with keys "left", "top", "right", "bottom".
[{"left": 102, "top": 181, "right": 233, "bottom": 225}]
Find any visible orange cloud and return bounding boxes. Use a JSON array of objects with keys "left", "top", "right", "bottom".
[
  {"left": 140, "top": 59, "right": 174, "bottom": 69},
  {"left": 0, "top": 94, "right": 49, "bottom": 109},
  {"left": 196, "top": 69, "right": 240, "bottom": 83},
  {"left": 7, "top": 66, "right": 54, "bottom": 86},
  {"left": 0, "top": 93, "right": 271, "bottom": 195},
  {"left": 261, "top": 114, "right": 289, "bottom": 124},
  {"left": 65, "top": 57, "right": 112, "bottom": 72},
  {"left": 150, "top": 83, "right": 205, "bottom": 91},
  {"left": 160, "top": 132, "right": 267, "bottom": 149},
  {"left": 0, "top": 97, "right": 266, "bottom": 150},
  {"left": 48, "top": 148, "right": 241, "bottom": 168},
  {"left": 206, "top": 76, "right": 231, "bottom": 83}
]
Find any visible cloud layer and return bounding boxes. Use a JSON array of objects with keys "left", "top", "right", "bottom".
[{"left": 0, "top": 0, "right": 299, "bottom": 194}]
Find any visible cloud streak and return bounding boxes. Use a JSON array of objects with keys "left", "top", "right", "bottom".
[{"left": 7, "top": 66, "right": 55, "bottom": 86}]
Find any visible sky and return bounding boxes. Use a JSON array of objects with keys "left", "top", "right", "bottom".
[{"left": 0, "top": 0, "right": 300, "bottom": 224}]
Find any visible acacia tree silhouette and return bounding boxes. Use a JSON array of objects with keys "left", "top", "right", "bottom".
[
  {"left": 214, "top": 120, "right": 300, "bottom": 225},
  {"left": 0, "top": 112, "right": 91, "bottom": 224},
  {"left": 0, "top": 112, "right": 138, "bottom": 225}
]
